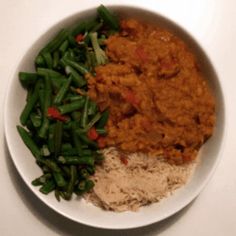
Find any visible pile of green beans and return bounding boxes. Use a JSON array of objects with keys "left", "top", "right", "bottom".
[{"left": 17, "top": 5, "right": 118, "bottom": 201}]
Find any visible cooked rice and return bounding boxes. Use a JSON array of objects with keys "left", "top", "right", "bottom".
[{"left": 85, "top": 147, "right": 197, "bottom": 212}]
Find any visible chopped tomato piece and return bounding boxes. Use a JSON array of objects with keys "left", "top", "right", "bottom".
[
  {"left": 120, "top": 155, "right": 128, "bottom": 165},
  {"left": 135, "top": 47, "right": 148, "bottom": 62},
  {"left": 87, "top": 127, "right": 99, "bottom": 141},
  {"left": 123, "top": 90, "right": 140, "bottom": 106},
  {"left": 75, "top": 34, "right": 84, "bottom": 43},
  {"left": 97, "top": 137, "right": 106, "bottom": 149},
  {"left": 158, "top": 56, "right": 180, "bottom": 79},
  {"left": 182, "top": 154, "right": 192, "bottom": 162},
  {"left": 142, "top": 118, "right": 152, "bottom": 131},
  {"left": 47, "top": 107, "right": 68, "bottom": 122}
]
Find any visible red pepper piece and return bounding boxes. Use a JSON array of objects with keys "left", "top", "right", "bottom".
[
  {"left": 97, "top": 137, "right": 106, "bottom": 149},
  {"left": 87, "top": 127, "right": 99, "bottom": 141},
  {"left": 47, "top": 107, "right": 68, "bottom": 122},
  {"left": 75, "top": 34, "right": 84, "bottom": 43}
]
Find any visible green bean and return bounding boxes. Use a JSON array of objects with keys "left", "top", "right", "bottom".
[
  {"left": 74, "top": 126, "right": 86, "bottom": 133},
  {"left": 20, "top": 80, "right": 40, "bottom": 126},
  {"left": 65, "top": 94, "right": 83, "bottom": 102},
  {"left": 80, "top": 96, "right": 89, "bottom": 128},
  {"left": 31, "top": 173, "right": 52, "bottom": 186},
  {"left": 88, "top": 100, "right": 98, "bottom": 116},
  {"left": 25, "top": 121, "right": 34, "bottom": 134},
  {"left": 39, "top": 159, "right": 62, "bottom": 173},
  {"left": 62, "top": 130, "right": 71, "bottom": 142},
  {"left": 59, "top": 191, "right": 67, "bottom": 200},
  {"left": 76, "top": 132, "right": 98, "bottom": 148},
  {"left": 40, "top": 29, "right": 69, "bottom": 54},
  {"left": 96, "top": 109, "right": 109, "bottom": 128},
  {"left": 63, "top": 122, "right": 72, "bottom": 130},
  {"left": 37, "top": 67, "right": 63, "bottom": 77},
  {"left": 76, "top": 179, "right": 94, "bottom": 195},
  {"left": 85, "top": 19, "right": 100, "bottom": 32},
  {"left": 38, "top": 88, "right": 45, "bottom": 112},
  {"left": 78, "top": 180, "right": 86, "bottom": 191},
  {"left": 17, "top": 125, "right": 41, "bottom": 159},
  {"left": 26, "top": 87, "right": 33, "bottom": 102},
  {"left": 39, "top": 179, "right": 55, "bottom": 194},
  {"left": 53, "top": 172, "right": 67, "bottom": 187},
  {"left": 52, "top": 51, "right": 60, "bottom": 69},
  {"left": 61, "top": 148, "right": 92, "bottom": 156},
  {"left": 82, "top": 149, "right": 93, "bottom": 156},
  {"left": 65, "top": 65, "right": 87, "bottom": 87},
  {"left": 86, "top": 166, "right": 95, "bottom": 175},
  {"left": 38, "top": 75, "right": 51, "bottom": 138},
  {"left": 19, "top": 72, "right": 39, "bottom": 88},
  {"left": 32, "top": 179, "right": 42, "bottom": 186},
  {"left": 58, "top": 156, "right": 95, "bottom": 166},
  {"left": 71, "top": 111, "right": 81, "bottom": 121},
  {"left": 86, "top": 112, "right": 101, "bottom": 131},
  {"left": 54, "top": 121, "right": 63, "bottom": 157},
  {"left": 30, "top": 113, "right": 42, "bottom": 128},
  {"left": 59, "top": 40, "right": 69, "bottom": 54},
  {"left": 65, "top": 165, "right": 77, "bottom": 200},
  {"left": 86, "top": 50, "right": 97, "bottom": 71},
  {"left": 42, "top": 52, "right": 53, "bottom": 69},
  {"left": 58, "top": 99, "right": 85, "bottom": 114},
  {"left": 96, "top": 127, "right": 107, "bottom": 135},
  {"left": 51, "top": 76, "right": 67, "bottom": 92},
  {"left": 97, "top": 5, "right": 119, "bottom": 30},
  {"left": 48, "top": 124, "right": 55, "bottom": 153},
  {"left": 62, "top": 166, "right": 71, "bottom": 177},
  {"left": 38, "top": 117, "right": 50, "bottom": 141},
  {"left": 61, "top": 148, "right": 78, "bottom": 156},
  {"left": 79, "top": 169, "right": 89, "bottom": 179},
  {"left": 35, "top": 54, "right": 45, "bottom": 67},
  {"left": 38, "top": 113, "right": 49, "bottom": 139},
  {"left": 62, "top": 49, "right": 77, "bottom": 62},
  {"left": 85, "top": 179, "right": 94, "bottom": 191},
  {"left": 72, "top": 122, "right": 82, "bottom": 155},
  {"left": 90, "top": 21, "right": 103, "bottom": 33},
  {"left": 62, "top": 58, "right": 89, "bottom": 75},
  {"left": 53, "top": 76, "right": 72, "bottom": 105},
  {"left": 55, "top": 189, "right": 61, "bottom": 201},
  {"left": 61, "top": 143, "right": 73, "bottom": 151}
]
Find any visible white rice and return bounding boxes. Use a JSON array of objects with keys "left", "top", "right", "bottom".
[{"left": 85, "top": 147, "right": 197, "bottom": 212}]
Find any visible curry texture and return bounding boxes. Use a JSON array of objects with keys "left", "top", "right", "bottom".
[{"left": 88, "top": 19, "right": 215, "bottom": 164}]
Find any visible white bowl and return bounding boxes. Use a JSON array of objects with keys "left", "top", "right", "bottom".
[{"left": 4, "top": 5, "right": 225, "bottom": 229}]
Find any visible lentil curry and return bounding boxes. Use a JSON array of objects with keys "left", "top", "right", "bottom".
[{"left": 88, "top": 19, "right": 215, "bottom": 164}]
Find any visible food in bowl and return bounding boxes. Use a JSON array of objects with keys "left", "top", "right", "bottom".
[{"left": 17, "top": 5, "right": 215, "bottom": 211}]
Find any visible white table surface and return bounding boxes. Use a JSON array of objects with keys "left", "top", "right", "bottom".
[{"left": 1, "top": 0, "right": 236, "bottom": 235}]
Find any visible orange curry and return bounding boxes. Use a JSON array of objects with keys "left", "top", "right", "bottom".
[{"left": 87, "top": 19, "right": 215, "bottom": 164}]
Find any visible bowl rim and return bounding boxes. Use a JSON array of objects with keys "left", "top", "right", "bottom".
[{"left": 3, "top": 3, "right": 226, "bottom": 230}]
